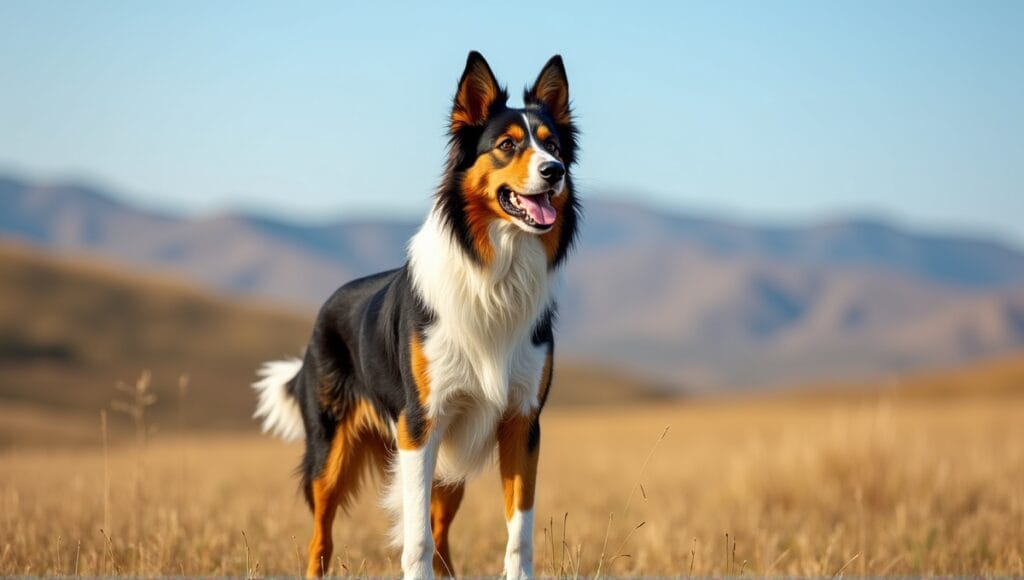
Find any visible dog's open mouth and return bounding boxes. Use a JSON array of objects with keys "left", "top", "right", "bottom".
[{"left": 498, "top": 186, "right": 556, "bottom": 230}]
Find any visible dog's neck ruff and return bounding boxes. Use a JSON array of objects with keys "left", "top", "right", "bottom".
[{"left": 407, "top": 205, "right": 557, "bottom": 407}]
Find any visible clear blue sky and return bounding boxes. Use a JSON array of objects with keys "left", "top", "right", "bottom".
[{"left": 1, "top": 1, "right": 1022, "bottom": 242}]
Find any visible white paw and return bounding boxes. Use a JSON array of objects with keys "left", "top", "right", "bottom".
[
  {"left": 402, "top": 540, "right": 435, "bottom": 580},
  {"left": 402, "top": 561, "right": 434, "bottom": 580},
  {"left": 503, "top": 554, "right": 533, "bottom": 580},
  {"left": 504, "top": 568, "right": 533, "bottom": 580}
]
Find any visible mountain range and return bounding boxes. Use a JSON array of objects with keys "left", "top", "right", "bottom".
[{"left": 4, "top": 173, "right": 1024, "bottom": 390}]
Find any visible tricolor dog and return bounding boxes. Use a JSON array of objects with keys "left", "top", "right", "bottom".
[{"left": 253, "top": 51, "right": 579, "bottom": 579}]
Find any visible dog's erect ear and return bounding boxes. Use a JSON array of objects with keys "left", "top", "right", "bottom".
[
  {"left": 451, "top": 51, "right": 506, "bottom": 133},
  {"left": 526, "top": 55, "right": 571, "bottom": 125}
]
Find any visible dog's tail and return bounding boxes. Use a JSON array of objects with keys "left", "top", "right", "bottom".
[{"left": 252, "top": 358, "right": 305, "bottom": 442}]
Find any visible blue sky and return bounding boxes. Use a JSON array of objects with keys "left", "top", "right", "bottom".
[{"left": 1, "top": 1, "right": 1022, "bottom": 242}]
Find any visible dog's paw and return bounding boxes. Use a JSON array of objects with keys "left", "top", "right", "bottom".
[
  {"left": 401, "top": 539, "right": 435, "bottom": 580},
  {"left": 503, "top": 555, "right": 533, "bottom": 580}
]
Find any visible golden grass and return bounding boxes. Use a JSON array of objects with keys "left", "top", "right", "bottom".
[
  {"left": 3, "top": 243, "right": 1024, "bottom": 575},
  {"left": 2, "top": 394, "right": 1022, "bottom": 577}
]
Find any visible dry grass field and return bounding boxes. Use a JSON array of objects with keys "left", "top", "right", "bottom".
[
  {"left": 3, "top": 244, "right": 1024, "bottom": 577},
  {"left": 2, "top": 390, "right": 1023, "bottom": 577}
]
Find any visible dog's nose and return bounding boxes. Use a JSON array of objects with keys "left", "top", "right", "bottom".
[{"left": 539, "top": 161, "right": 565, "bottom": 185}]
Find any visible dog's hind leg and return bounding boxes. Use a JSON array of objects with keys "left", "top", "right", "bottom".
[
  {"left": 430, "top": 480, "right": 465, "bottom": 577},
  {"left": 305, "top": 400, "right": 387, "bottom": 578},
  {"left": 305, "top": 423, "right": 358, "bottom": 578},
  {"left": 306, "top": 471, "right": 341, "bottom": 578}
]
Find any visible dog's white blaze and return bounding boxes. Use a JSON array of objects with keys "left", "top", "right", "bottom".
[
  {"left": 396, "top": 431, "right": 442, "bottom": 579},
  {"left": 521, "top": 112, "right": 565, "bottom": 198},
  {"left": 251, "top": 358, "right": 304, "bottom": 442},
  {"left": 504, "top": 508, "right": 535, "bottom": 580}
]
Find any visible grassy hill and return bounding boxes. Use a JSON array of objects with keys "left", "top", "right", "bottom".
[
  {"left": 0, "top": 243, "right": 668, "bottom": 446},
  {"left": 889, "top": 351, "right": 1024, "bottom": 398},
  {"left": 768, "top": 349, "right": 1024, "bottom": 405},
  {"left": 0, "top": 242, "right": 314, "bottom": 442}
]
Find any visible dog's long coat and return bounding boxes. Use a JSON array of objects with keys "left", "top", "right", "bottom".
[{"left": 253, "top": 51, "right": 579, "bottom": 579}]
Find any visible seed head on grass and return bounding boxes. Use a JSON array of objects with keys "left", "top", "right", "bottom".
[{"left": 112, "top": 370, "right": 157, "bottom": 447}]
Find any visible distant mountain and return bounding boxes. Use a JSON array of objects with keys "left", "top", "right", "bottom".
[
  {"left": 4, "top": 174, "right": 1024, "bottom": 389},
  {"left": 0, "top": 175, "right": 400, "bottom": 306},
  {"left": 581, "top": 200, "right": 1024, "bottom": 288}
]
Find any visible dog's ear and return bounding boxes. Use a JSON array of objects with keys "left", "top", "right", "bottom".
[
  {"left": 451, "top": 51, "right": 506, "bottom": 133},
  {"left": 526, "top": 55, "right": 571, "bottom": 125}
]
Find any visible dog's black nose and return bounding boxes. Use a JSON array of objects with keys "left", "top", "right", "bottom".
[{"left": 539, "top": 161, "right": 565, "bottom": 184}]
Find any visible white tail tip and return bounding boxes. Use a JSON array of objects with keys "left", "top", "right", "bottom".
[{"left": 252, "top": 358, "right": 305, "bottom": 442}]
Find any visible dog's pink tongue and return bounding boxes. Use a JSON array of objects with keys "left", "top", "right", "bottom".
[{"left": 519, "top": 194, "right": 557, "bottom": 226}]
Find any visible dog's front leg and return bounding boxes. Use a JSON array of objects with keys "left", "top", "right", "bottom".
[
  {"left": 498, "top": 413, "right": 540, "bottom": 580},
  {"left": 398, "top": 410, "right": 441, "bottom": 579}
]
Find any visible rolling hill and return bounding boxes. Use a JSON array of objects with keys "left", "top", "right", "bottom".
[
  {"left": 0, "top": 241, "right": 312, "bottom": 441},
  {"left": 4, "top": 174, "right": 1024, "bottom": 388},
  {"left": 0, "top": 242, "right": 666, "bottom": 445}
]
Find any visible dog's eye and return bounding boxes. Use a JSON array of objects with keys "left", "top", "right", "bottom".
[
  {"left": 497, "top": 138, "right": 516, "bottom": 152},
  {"left": 545, "top": 141, "right": 560, "bottom": 155}
]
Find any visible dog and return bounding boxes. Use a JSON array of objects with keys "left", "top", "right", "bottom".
[{"left": 253, "top": 51, "right": 579, "bottom": 579}]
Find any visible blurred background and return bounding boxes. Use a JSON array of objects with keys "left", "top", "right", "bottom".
[{"left": 2, "top": 1, "right": 1023, "bottom": 576}]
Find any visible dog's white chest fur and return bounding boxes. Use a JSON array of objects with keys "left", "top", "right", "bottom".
[{"left": 407, "top": 210, "right": 556, "bottom": 480}]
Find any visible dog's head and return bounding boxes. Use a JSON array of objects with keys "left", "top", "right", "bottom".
[{"left": 438, "top": 51, "right": 579, "bottom": 267}]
